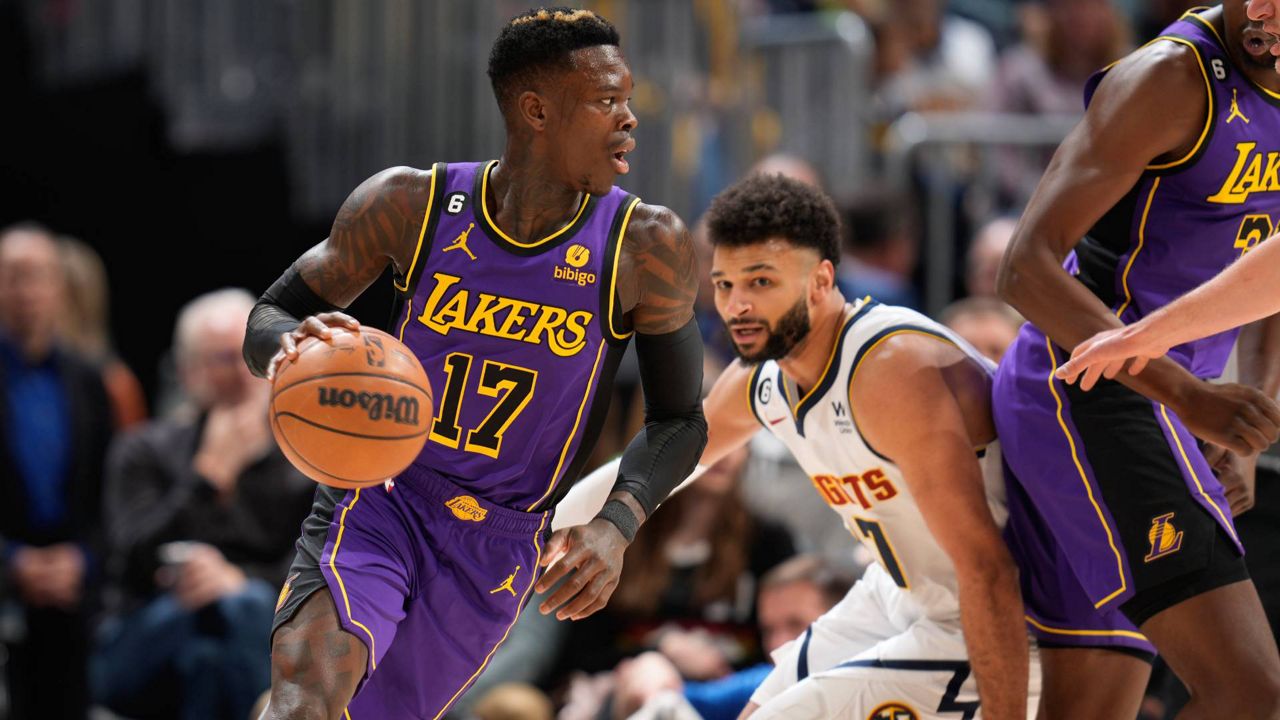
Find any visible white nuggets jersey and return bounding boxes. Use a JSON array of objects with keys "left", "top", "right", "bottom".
[{"left": 746, "top": 299, "right": 1009, "bottom": 619}]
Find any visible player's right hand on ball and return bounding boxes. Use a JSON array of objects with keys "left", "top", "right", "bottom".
[
  {"left": 1180, "top": 382, "right": 1280, "bottom": 456},
  {"left": 535, "top": 518, "right": 628, "bottom": 621},
  {"left": 268, "top": 311, "right": 361, "bottom": 381}
]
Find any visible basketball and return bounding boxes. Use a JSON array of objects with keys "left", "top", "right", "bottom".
[{"left": 270, "top": 327, "right": 433, "bottom": 488}]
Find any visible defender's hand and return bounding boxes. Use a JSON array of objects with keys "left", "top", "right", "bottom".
[
  {"left": 268, "top": 312, "right": 361, "bottom": 380},
  {"left": 1179, "top": 382, "right": 1280, "bottom": 455},
  {"left": 535, "top": 518, "right": 627, "bottom": 621},
  {"left": 1056, "top": 324, "right": 1170, "bottom": 391}
]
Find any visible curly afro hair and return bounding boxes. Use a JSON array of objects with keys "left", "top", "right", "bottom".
[
  {"left": 487, "top": 7, "right": 620, "bottom": 114},
  {"left": 705, "top": 173, "right": 841, "bottom": 265}
]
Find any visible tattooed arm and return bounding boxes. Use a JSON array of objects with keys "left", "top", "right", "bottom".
[
  {"left": 610, "top": 202, "right": 708, "bottom": 516},
  {"left": 243, "top": 166, "right": 432, "bottom": 377},
  {"left": 537, "top": 202, "right": 707, "bottom": 622}
]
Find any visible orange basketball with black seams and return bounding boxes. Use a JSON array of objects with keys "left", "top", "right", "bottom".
[{"left": 270, "top": 327, "right": 433, "bottom": 488}]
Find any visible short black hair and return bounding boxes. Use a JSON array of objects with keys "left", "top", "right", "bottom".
[
  {"left": 705, "top": 173, "right": 841, "bottom": 265},
  {"left": 487, "top": 7, "right": 620, "bottom": 114}
]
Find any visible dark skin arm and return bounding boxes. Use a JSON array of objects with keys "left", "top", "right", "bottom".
[
  {"left": 256, "top": 166, "right": 432, "bottom": 377},
  {"left": 1209, "top": 314, "right": 1280, "bottom": 515},
  {"left": 998, "top": 38, "right": 1280, "bottom": 455},
  {"left": 535, "top": 202, "right": 700, "bottom": 620}
]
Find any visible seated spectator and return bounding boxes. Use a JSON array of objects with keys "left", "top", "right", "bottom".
[
  {"left": 965, "top": 216, "right": 1017, "bottom": 299},
  {"left": 613, "top": 555, "right": 853, "bottom": 720},
  {"left": 837, "top": 190, "right": 919, "bottom": 309},
  {"left": 859, "top": 0, "right": 997, "bottom": 116},
  {"left": 989, "top": 0, "right": 1130, "bottom": 206},
  {"left": 472, "top": 682, "right": 554, "bottom": 720},
  {"left": 941, "top": 296, "right": 1024, "bottom": 363},
  {"left": 0, "top": 222, "right": 114, "bottom": 720},
  {"left": 554, "top": 446, "right": 795, "bottom": 715},
  {"left": 92, "top": 288, "right": 315, "bottom": 720},
  {"left": 748, "top": 154, "right": 822, "bottom": 189},
  {"left": 57, "top": 235, "right": 148, "bottom": 429}
]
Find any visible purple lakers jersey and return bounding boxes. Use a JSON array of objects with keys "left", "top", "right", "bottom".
[
  {"left": 390, "top": 161, "right": 638, "bottom": 510},
  {"left": 1072, "top": 8, "right": 1280, "bottom": 378}
]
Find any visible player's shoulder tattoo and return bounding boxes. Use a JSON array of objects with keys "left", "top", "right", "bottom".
[
  {"left": 298, "top": 166, "right": 434, "bottom": 307},
  {"left": 616, "top": 202, "right": 698, "bottom": 335}
]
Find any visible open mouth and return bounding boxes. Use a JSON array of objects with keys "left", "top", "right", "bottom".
[
  {"left": 1244, "top": 27, "right": 1276, "bottom": 57},
  {"left": 729, "top": 324, "right": 765, "bottom": 345},
  {"left": 610, "top": 138, "right": 636, "bottom": 174}
]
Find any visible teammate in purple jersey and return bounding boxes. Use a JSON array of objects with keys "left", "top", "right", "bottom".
[
  {"left": 995, "top": 2, "right": 1280, "bottom": 717},
  {"left": 240, "top": 9, "right": 707, "bottom": 719}
]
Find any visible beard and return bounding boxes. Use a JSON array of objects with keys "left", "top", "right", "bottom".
[{"left": 728, "top": 297, "right": 812, "bottom": 364}]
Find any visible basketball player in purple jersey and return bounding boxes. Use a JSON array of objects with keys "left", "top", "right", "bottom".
[
  {"left": 241, "top": 9, "right": 707, "bottom": 719},
  {"left": 994, "top": 2, "right": 1280, "bottom": 717},
  {"left": 1054, "top": 0, "right": 1280, "bottom": 390}
]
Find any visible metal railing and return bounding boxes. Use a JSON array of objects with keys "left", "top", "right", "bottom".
[
  {"left": 883, "top": 111, "right": 1080, "bottom": 315},
  {"left": 19, "top": 0, "right": 878, "bottom": 224}
]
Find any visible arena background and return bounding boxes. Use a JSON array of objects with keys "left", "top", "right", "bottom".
[{"left": 5, "top": 2, "right": 1273, "bottom": 720}]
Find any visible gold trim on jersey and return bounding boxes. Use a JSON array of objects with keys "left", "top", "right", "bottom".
[
  {"left": 394, "top": 166, "right": 440, "bottom": 293},
  {"left": 1024, "top": 614, "right": 1150, "bottom": 642},
  {"left": 844, "top": 323, "right": 959, "bottom": 463},
  {"left": 526, "top": 342, "right": 609, "bottom": 511},
  {"left": 1044, "top": 337, "right": 1128, "bottom": 608},
  {"left": 790, "top": 305, "right": 863, "bottom": 418},
  {"left": 1115, "top": 177, "right": 1160, "bottom": 318},
  {"left": 607, "top": 196, "right": 642, "bottom": 342},
  {"left": 429, "top": 513, "right": 549, "bottom": 720},
  {"left": 397, "top": 298, "right": 414, "bottom": 341},
  {"left": 328, "top": 489, "right": 380, "bottom": 671},
  {"left": 1146, "top": 37, "right": 1214, "bottom": 171},
  {"left": 479, "top": 160, "right": 590, "bottom": 248},
  {"left": 847, "top": 329, "right": 961, "bottom": 401},
  {"left": 1157, "top": 404, "right": 1239, "bottom": 543}
]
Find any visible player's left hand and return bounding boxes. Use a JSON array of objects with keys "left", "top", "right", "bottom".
[
  {"left": 1204, "top": 443, "right": 1258, "bottom": 516},
  {"left": 535, "top": 518, "right": 628, "bottom": 621}
]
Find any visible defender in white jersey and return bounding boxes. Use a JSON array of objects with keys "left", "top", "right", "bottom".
[
  {"left": 557, "top": 175, "right": 1037, "bottom": 717},
  {"left": 695, "top": 176, "right": 1035, "bottom": 720}
]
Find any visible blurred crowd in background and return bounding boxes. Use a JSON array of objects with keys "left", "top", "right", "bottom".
[{"left": 3, "top": 1, "right": 1274, "bottom": 719}]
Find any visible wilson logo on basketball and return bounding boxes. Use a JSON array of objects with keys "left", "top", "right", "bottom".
[
  {"left": 445, "top": 495, "right": 488, "bottom": 522},
  {"left": 317, "top": 388, "right": 421, "bottom": 426}
]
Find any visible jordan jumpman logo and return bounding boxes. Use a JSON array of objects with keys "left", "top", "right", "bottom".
[
  {"left": 490, "top": 565, "right": 520, "bottom": 596},
  {"left": 443, "top": 223, "right": 477, "bottom": 260},
  {"left": 1227, "top": 88, "right": 1250, "bottom": 124}
]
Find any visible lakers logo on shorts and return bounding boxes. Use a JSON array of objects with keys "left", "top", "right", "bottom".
[
  {"left": 1144, "top": 512, "right": 1184, "bottom": 562},
  {"left": 867, "top": 702, "right": 918, "bottom": 720},
  {"left": 276, "top": 572, "right": 300, "bottom": 612},
  {"left": 446, "top": 495, "right": 488, "bottom": 522}
]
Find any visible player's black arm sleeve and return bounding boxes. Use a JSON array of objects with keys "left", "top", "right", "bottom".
[
  {"left": 612, "top": 318, "right": 708, "bottom": 517},
  {"left": 242, "top": 264, "right": 341, "bottom": 377}
]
